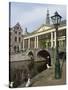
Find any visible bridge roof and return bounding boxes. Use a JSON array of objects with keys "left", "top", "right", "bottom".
[{"left": 23, "top": 20, "right": 66, "bottom": 39}]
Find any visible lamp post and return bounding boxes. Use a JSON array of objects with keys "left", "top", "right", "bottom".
[{"left": 51, "top": 11, "right": 62, "bottom": 79}]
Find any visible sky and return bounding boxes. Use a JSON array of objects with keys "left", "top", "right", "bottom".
[{"left": 10, "top": 2, "right": 66, "bottom": 33}]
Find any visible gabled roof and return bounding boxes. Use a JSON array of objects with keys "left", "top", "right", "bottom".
[
  {"left": 23, "top": 20, "right": 66, "bottom": 37},
  {"left": 31, "top": 24, "right": 52, "bottom": 34},
  {"left": 11, "top": 22, "right": 23, "bottom": 32}
]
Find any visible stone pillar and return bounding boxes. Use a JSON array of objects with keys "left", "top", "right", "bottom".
[
  {"left": 51, "top": 32, "right": 53, "bottom": 48},
  {"left": 23, "top": 39, "right": 24, "bottom": 50},
  {"left": 28, "top": 38, "right": 30, "bottom": 49},
  {"left": 54, "top": 31, "right": 56, "bottom": 48},
  {"left": 37, "top": 36, "right": 38, "bottom": 48},
  {"left": 34, "top": 36, "right": 36, "bottom": 49}
]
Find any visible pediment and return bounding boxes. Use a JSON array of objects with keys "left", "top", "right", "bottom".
[{"left": 36, "top": 25, "right": 51, "bottom": 33}]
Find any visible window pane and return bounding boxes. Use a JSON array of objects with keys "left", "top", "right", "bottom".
[
  {"left": 19, "top": 37, "right": 21, "bottom": 42},
  {"left": 15, "top": 31, "right": 17, "bottom": 34},
  {"left": 15, "top": 37, "right": 17, "bottom": 42},
  {"left": 19, "top": 32, "right": 21, "bottom": 35}
]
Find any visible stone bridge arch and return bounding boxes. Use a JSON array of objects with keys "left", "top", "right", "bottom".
[
  {"left": 36, "top": 49, "right": 51, "bottom": 66},
  {"left": 26, "top": 49, "right": 34, "bottom": 60},
  {"left": 24, "top": 49, "right": 51, "bottom": 65},
  {"left": 25, "top": 49, "right": 51, "bottom": 66}
]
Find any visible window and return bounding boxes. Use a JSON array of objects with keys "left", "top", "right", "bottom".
[
  {"left": 15, "top": 37, "right": 17, "bottom": 42},
  {"left": 14, "top": 46, "right": 16, "bottom": 53},
  {"left": 21, "top": 42, "right": 23, "bottom": 48},
  {"left": 14, "top": 26, "right": 19, "bottom": 30},
  {"left": 17, "top": 46, "right": 19, "bottom": 52},
  {"left": 17, "top": 26, "right": 19, "bottom": 29},
  {"left": 14, "top": 31, "right": 17, "bottom": 34},
  {"left": 19, "top": 37, "right": 21, "bottom": 42},
  {"left": 19, "top": 32, "right": 21, "bottom": 35}
]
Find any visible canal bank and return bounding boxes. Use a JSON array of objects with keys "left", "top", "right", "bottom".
[{"left": 30, "top": 61, "right": 66, "bottom": 87}]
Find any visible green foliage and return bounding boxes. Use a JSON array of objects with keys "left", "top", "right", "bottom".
[{"left": 39, "top": 40, "right": 46, "bottom": 48}]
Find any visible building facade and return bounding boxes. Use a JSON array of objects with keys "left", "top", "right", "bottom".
[{"left": 9, "top": 22, "right": 23, "bottom": 54}]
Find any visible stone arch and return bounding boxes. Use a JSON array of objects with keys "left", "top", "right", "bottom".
[
  {"left": 27, "top": 50, "right": 34, "bottom": 60},
  {"left": 28, "top": 51, "right": 34, "bottom": 56},
  {"left": 27, "top": 50, "right": 34, "bottom": 74},
  {"left": 37, "top": 49, "right": 51, "bottom": 66}
]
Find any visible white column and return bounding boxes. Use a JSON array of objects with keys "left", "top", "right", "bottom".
[
  {"left": 28, "top": 38, "right": 30, "bottom": 49},
  {"left": 51, "top": 32, "right": 53, "bottom": 48},
  {"left": 23, "top": 39, "right": 24, "bottom": 50},
  {"left": 37, "top": 36, "right": 38, "bottom": 48},
  {"left": 34, "top": 37, "right": 36, "bottom": 49},
  {"left": 54, "top": 32, "right": 56, "bottom": 48}
]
